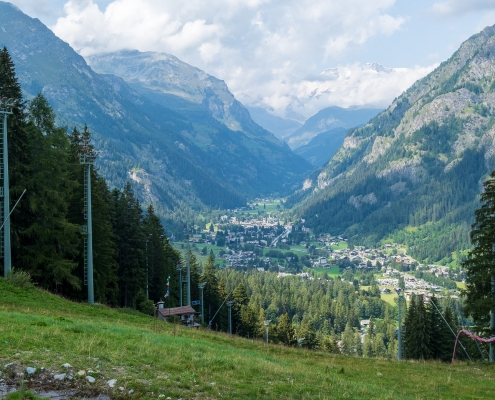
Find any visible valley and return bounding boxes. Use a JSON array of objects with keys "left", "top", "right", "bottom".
[
  {"left": 172, "top": 200, "right": 465, "bottom": 306},
  {"left": 1, "top": 2, "right": 495, "bottom": 398}
]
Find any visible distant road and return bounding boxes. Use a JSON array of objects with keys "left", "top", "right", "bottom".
[{"left": 271, "top": 226, "right": 292, "bottom": 247}]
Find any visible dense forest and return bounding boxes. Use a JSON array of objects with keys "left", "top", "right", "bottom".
[{"left": 0, "top": 47, "right": 181, "bottom": 310}]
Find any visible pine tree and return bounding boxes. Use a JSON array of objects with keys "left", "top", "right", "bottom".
[
  {"left": 403, "top": 294, "right": 417, "bottom": 359},
  {"left": 13, "top": 94, "right": 80, "bottom": 291},
  {"left": 404, "top": 295, "right": 432, "bottom": 359},
  {"left": 143, "top": 204, "right": 170, "bottom": 303},
  {"left": 462, "top": 170, "right": 495, "bottom": 335},
  {"left": 277, "top": 312, "right": 296, "bottom": 346},
  {"left": 112, "top": 183, "right": 145, "bottom": 307},
  {"left": 200, "top": 253, "right": 219, "bottom": 327},
  {"left": 298, "top": 318, "right": 319, "bottom": 350}
]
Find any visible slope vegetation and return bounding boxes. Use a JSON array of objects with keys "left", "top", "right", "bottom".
[
  {"left": 0, "top": 278, "right": 494, "bottom": 399},
  {"left": 291, "top": 25, "right": 495, "bottom": 263}
]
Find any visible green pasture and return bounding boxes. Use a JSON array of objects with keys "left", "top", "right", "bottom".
[
  {"left": 1, "top": 279, "right": 494, "bottom": 399},
  {"left": 312, "top": 265, "right": 341, "bottom": 278}
]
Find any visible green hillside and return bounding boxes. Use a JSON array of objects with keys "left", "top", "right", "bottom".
[{"left": 1, "top": 278, "right": 494, "bottom": 399}]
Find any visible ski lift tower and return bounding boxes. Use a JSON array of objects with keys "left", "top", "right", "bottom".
[
  {"left": 0, "top": 97, "right": 14, "bottom": 277},
  {"left": 80, "top": 147, "right": 96, "bottom": 304}
]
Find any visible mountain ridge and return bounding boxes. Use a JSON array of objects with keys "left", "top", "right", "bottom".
[
  {"left": 0, "top": 1, "right": 311, "bottom": 230},
  {"left": 290, "top": 24, "right": 495, "bottom": 263},
  {"left": 286, "top": 106, "right": 382, "bottom": 150}
]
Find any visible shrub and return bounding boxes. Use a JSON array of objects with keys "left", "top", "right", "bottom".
[{"left": 5, "top": 268, "right": 34, "bottom": 288}]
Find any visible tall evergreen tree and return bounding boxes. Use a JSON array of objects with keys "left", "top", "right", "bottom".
[
  {"left": 200, "top": 253, "right": 220, "bottom": 327},
  {"left": 277, "top": 313, "right": 297, "bottom": 346},
  {"left": 462, "top": 170, "right": 495, "bottom": 335},
  {"left": 404, "top": 295, "right": 432, "bottom": 360},
  {"left": 143, "top": 204, "right": 170, "bottom": 302},
  {"left": 112, "top": 183, "right": 145, "bottom": 307},
  {"left": 12, "top": 94, "right": 80, "bottom": 291}
]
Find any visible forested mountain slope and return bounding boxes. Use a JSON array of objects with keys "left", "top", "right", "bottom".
[
  {"left": 286, "top": 106, "right": 382, "bottom": 150},
  {"left": 294, "top": 127, "right": 348, "bottom": 167},
  {"left": 0, "top": 2, "right": 311, "bottom": 229},
  {"left": 290, "top": 25, "right": 495, "bottom": 263}
]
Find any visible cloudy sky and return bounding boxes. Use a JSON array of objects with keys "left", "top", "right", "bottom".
[{"left": 8, "top": 0, "right": 495, "bottom": 119}]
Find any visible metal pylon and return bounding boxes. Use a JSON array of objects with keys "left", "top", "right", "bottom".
[
  {"left": 80, "top": 151, "right": 96, "bottom": 304},
  {"left": 0, "top": 119, "right": 4, "bottom": 259},
  {"left": 0, "top": 97, "right": 14, "bottom": 276}
]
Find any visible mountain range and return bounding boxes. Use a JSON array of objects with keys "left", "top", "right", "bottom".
[
  {"left": 0, "top": 1, "right": 311, "bottom": 229},
  {"left": 247, "top": 105, "right": 381, "bottom": 167},
  {"left": 290, "top": 25, "right": 495, "bottom": 263}
]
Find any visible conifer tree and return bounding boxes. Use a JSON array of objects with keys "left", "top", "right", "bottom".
[
  {"left": 13, "top": 94, "right": 80, "bottom": 291},
  {"left": 112, "top": 183, "right": 145, "bottom": 307},
  {"left": 277, "top": 313, "right": 297, "bottom": 346},
  {"left": 404, "top": 295, "right": 432, "bottom": 359},
  {"left": 200, "top": 253, "right": 219, "bottom": 327},
  {"left": 462, "top": 170, "right": 495, "bottom": 335},
  {"left": 217, "top": 278, "right": 229, "bottom": 331}
]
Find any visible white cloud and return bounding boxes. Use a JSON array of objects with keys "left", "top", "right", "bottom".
[
  {"left": 431, "top": 0, "right": 495, "bottom": 17},
  {"left": 50, "top": 0, "right": 413, "bottom": 118},
  {"left": 246, "top": 63, "right": 436, "bottom": 119}
]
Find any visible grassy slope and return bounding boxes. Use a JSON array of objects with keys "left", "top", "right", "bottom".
[{"left": 1, "top": 279, "right": 494, "bottom": 399}]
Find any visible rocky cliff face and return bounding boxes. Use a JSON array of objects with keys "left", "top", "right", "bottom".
[
  {"left": 291, "top": 25, "right": 495, "bottom": 262},
  {"left": 87, "top": 50, "right": 247, "bottom": 133}
]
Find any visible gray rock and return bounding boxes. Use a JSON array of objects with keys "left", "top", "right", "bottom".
[
  {"left": 76, "top": 370, "right": 85, "bottom": 377},
  {"left": 62, "top": 363, "right": 71, "bottom": 368},
  {"left": 107, "top": 379, "right": 117, "bottom": 388},
  {"left": 54, "top": 373, "right": 66, "bottom": 381},
  {"left": 4, "top": 363, "right": 13, "bottom": 368},
  {"left": 86, "top": 375, "right": 95, "bottom": 383},
  {"left": 26, "top": 367, "right": 36, "bottom": 375},
  {"left": 128, "top": 389, "right": 134, "bottom": 394}
]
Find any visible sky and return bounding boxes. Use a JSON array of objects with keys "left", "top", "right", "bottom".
[{"left": 7, "top": 0, "right": 495, "bottom": 119}]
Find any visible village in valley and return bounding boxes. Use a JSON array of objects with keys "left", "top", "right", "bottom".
[{"left": 173, "top": 199, "right": 465, "bottom": 306}]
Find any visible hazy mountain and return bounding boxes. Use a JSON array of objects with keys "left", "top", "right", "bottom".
[
  {"left": 286, "top": 106, "right": 382, "bottom": 149},
  {"left": 293, "top": 127, "right": 348, "bottom": 167},
  {"left": 0, "top": 2, "right": 311, "bottom": 226},
  {"left": 87, "top": 50, "right": 270, "bottom": 137},
  {"left": 245, "top": 106, "right": 302, "bottom": 140},
  {"left": 290, "top": 25, "right": 495, "bottom": 263}
]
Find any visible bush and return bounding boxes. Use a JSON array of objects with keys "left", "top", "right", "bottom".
[
  {"left": 138, "top": 299, "right": 156, "bottom": 316},
  {"left": 5, "top": 268, "right": 34, "bottom": 288}
]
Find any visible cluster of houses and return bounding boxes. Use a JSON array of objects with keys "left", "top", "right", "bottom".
[{"left": 221, "top": 250, "right": 257, "bottom": 268}]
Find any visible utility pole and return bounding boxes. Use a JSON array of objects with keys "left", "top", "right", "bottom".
[
  {"left": 187, "top": 245, "right": 191, "bottom": 306},
  {"left": 198, "top": 282, "right": 206, "bottom": 324},
  {"left": 184, "top": 225, "right": 191, "bottom": 306},
  {"left": 80, "top": 146, "right": 96, "bottom": 304},
  {"left": 227, "top": 300, "right": 235, "bottom": 334},
  {"left": 395, "top": 288, "right": 404, "bottom": 360},
  {"left": 264, "top": 319, "right": 271, "bottom": 344},
  {"left": 176, "top": 264, "right": 183, "bottom": 307},
  {"left": 491, "top": 244, "right": 495, "bottom": 363},
  {"left": 491, "top": 276, "right": 495, "bottom": 362},
  {"left": 0, "top": 97, "right": 14, "bottom": 278},
  {"left": 145, "top": 234, "right": 152, "bottom": 300}
]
